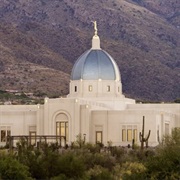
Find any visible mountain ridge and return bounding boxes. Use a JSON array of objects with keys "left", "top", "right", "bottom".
[{"left": 0, "top": 0, "right": 179, "bottom": 101}]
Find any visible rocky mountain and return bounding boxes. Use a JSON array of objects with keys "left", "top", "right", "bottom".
[
  {"left": 136, "top": 0, "right": 180, "bottom": 27},
  {"left": 0, "top": 0, "right": 179, "bottom": 101}
]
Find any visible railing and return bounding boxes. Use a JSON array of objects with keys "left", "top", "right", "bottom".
[{"left": 7, "top": 135, "right": 66, "bottom": 150}]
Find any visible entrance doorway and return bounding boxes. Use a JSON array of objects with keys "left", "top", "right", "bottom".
[{"left": 96, "top": 131, "right": 102, "bottom": 144}]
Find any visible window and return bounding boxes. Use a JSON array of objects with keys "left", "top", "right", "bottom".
[
  {"left": 96, "top": 131, "right": 102, "bottom": 144},
  {"left": 56, "top": 122, "right": 68, "bottom": 141},
  {"left": 107, "top": 85, "right": 110, "bottom": 92},
  {"left": 122, "top": 129, "right": 126, "bottom": 142},
  {"left": 122, "top": 125, "right": 137, "bottom": 142},
  {"left": 74, "top": 86, "right": 77, "bottom": 92},
  {"left": 127, "top": 129, "right": 132, "bottom": 141},
  {"left": 29, "top": 131, "right": 36, "bottom": 145},
  {"left": 0, "top": 126, "right": 11, "bottom": 143},
  {"left": 133, "top": 129, "right": 137, "bottom": 141},
  {"left": 89, "top": 85, "right": 93, "bottom": 92},
  {"left": 29, "top": 126, "right": 36, "bottom": 145}
]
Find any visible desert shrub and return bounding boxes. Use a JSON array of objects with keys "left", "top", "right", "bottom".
[
  {"left": 0, "top": 155, "right": 32, "bottom": 180},
  {"left": 82, "top": 152, "right": 116, "bottom": 171},
  {"left": 113, "top": 162, "right": 147, "bottom": 180},
  {"left": 84, "top": 143, "right": 101, "bottom": 153},
  {"left": 145, "top": 128, "right": 180, "bottom": 179},
  {"left": 56, "top": 152, "right": 86, "bottom": 179},
  {"left": 87, "top": 165, "right": 114, "bottom": 180}
]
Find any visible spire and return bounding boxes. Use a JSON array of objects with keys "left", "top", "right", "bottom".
[{"left": 91, "top": 21, "right": 101, "bottom": 49}]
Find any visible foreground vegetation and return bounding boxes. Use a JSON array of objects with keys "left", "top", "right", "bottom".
[{"left": 0, "top": 128, "right": 180, "bottom": 180}]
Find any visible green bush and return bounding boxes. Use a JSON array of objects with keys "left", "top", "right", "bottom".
[
  {"left": 57, "top": 152, "right": 86, "bottom": 179},
  {"left": 113, "top": 162, "right": 147, "bottom": 180},
  {"left": 4, "top": 129, "right": 180, "bottom": 179},
  {"left": 87, "top": 165, "right": 114, "bottom": 180},
  {"left": 0, "top": 155, "right": 32, "bottom": 180},
  {"left": 145, "top": 128, "right": 180, "bottom": 179}
]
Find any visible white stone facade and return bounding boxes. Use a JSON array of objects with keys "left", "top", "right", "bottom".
[{"left": 0, "top": 31, "right": 179, "bottom": 147}]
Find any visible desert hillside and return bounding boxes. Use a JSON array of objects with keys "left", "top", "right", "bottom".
[{"left": 0, "top": 0, "right": 179, "bottom": 101}]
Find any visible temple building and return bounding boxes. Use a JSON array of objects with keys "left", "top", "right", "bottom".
[{"left": 0, "top": 23, "right": 179, "bottom": 147}]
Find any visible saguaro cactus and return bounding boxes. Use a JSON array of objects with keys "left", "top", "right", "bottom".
[
  {"left": 157, "top": 129, "right": 160, "bottom": 144},
  {"left": 139, "top": 116, "right": 151, "bottom": 150}
]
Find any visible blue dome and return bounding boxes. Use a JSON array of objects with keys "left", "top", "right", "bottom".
[{"left": 71, "top": 49, "right": 120, "bottom": 81}]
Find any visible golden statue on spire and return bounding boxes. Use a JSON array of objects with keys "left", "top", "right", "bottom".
[{"left": 92, "top": 21, "right": 98, "bottom": 36}]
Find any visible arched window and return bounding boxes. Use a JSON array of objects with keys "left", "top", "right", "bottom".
[{"left": 55, "top": 113, "right": 69, "bottom": 141}]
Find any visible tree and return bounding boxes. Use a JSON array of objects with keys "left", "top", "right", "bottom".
[
  {"left": 145, "top": 128, "right": 180, "bottom": 179},
  {"left": 174, "top": 99, "right": 180, "bottom": 103},
  {"left": 0, "top": 155, "right": 32, "bottom": 180}
]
